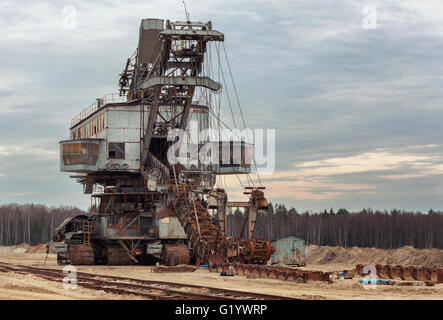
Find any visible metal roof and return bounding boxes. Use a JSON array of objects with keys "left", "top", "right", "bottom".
[{"left": 271, "top": 236, "right": 305, "bottom": 243}]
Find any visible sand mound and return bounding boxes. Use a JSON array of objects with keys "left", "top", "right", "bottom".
[
  {"left": 27, "top": 244, "right": 48, "bottom": 254},
  {"left": 306, "top": 245, "right": 443, "bottom": 268},
  {"left": 0, "top": 243, "right": 51, "bottom": 254},
  {"left": 11, "top": 243, "right": 31, "bottom": 254}
]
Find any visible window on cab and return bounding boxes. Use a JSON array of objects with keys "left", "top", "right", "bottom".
[{"left": 108, "top": 143, "right": 125, "bottom": 159}]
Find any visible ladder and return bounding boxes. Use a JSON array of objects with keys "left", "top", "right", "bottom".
[{"left": 81, "top": 221, "right": 92, "bottom": 245}]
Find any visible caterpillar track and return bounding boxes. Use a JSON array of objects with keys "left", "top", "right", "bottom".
[
  {"left": 68, "top": 244, "right": 94, "bottom": 265},
  {"left": 209, "top": 262, "right": 333, "bottom": 283},
  {"left": 106, "top": 244, "right": 132, "bottom": 265}
]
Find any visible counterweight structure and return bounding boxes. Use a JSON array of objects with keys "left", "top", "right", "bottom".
[{"left": 53, "top": 18, "right": 272, "bottom": 266}]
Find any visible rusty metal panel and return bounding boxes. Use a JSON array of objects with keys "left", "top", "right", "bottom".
[
  {"left": 158, "top": 216, "right": 187, "bottom": 239},
  {"left": 59, "top": 139, "right": 102, "bottom": 173},
  {"left": 139, "top": 76, "right": 221, "bottom": 91},
  {"left": 271, "top": 236, "right": 306, "bottom": 266}
]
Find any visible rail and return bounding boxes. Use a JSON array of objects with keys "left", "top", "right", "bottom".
[
  {"left": 71, "top": 93, "right": 127, "bottom": 128},
  {"left": 0, "top": 262, "right": 294, "bottom": 300}
]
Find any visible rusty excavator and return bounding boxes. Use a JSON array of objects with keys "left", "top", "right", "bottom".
[{"left": 52, "top": 18, "right": 273, "bottom": 267}]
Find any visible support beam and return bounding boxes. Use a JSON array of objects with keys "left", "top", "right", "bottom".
[
  {"left": 217, "top": 202, "right": 226, "bottom": 239},
  {"left": 139, "top": 76, "right": 221, "bottom": 92},
  {"left": 160, "top": 29, "right": 224, "bottom": 41},
  {"left": 118, "top": 240, "right": 139, "bottom": 263},
  {"left": 227, "top": 201, "right": 253, "bottom": 208},
  {"left": 118, "top": 216, "right": 139, "bottom": 235},
  {"left": 239, "top": 208, "right": 249, "bottom": 240},
  {"left": 191, "top": 194, "right": 202, "bottom": 239},
  {"left": 180, "top": 87, "right": 195, "bottom": 130},
  {"left": 248, "top": 207, "right": 258, "bottom": 240},
  {"left": 141, "top": 85, "right": 161, "bottom": 165}
]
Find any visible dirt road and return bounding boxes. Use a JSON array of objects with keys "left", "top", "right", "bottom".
[{"left": 0, "top": 248, "right": 441, "bottom": 300}]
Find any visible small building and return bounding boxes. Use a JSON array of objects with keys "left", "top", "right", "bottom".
[{"left": 271, "top": 236, "right": 306, "bottom": 266}]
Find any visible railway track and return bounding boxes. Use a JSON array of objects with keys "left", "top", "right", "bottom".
[{"left": 0, "top": 262, "right": 294, "bottom": 300}]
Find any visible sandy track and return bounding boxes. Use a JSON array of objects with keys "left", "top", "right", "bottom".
[
  {"left": 0, "top": 261, "right": 291, "bottom": 300},
  {"left": 0, "top": 251, "right": 441, "bottom": 300}
]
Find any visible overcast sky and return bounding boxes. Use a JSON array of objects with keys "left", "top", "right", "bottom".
[{"left": 1, "top": 0, "right": 443, "bottom": 212}]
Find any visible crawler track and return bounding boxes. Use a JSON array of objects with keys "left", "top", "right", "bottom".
[
  {"left": 356, "top": 264, "right": 438, "bottom": 282},
  {"left": 0, "top": 262, "right": 293, "bottom": 300},
  {"left": 210, "top": 262, "right": 333, "bottom": 283}
]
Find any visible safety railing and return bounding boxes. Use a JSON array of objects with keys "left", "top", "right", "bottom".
[{"left": 71, "top": 93, "right": 127, "bottom": 128}]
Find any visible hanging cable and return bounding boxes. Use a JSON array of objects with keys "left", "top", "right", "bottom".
[
  {"left": 222, "top": 43, "right": 247, "bottom": 132},
  {"left": 221, "top": 42, "right": 263, "bottom": 188},
  {"left": 235, "top": 173, "right": 245, "bottom": 190},
  {"left": 216, "top": 42, "right": 237, "bottom": 130}
]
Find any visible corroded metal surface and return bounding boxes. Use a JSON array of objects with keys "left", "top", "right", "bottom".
[
  {"left": 151, "top": 265, "right": 197, "bottom": 273},
  {"left": 271, "top": 236, "right": 306, "bottom": 266},
  {"left": 209, "top": 263, "right": 332, "bottom": 283},
  {"left": 356, "top": 264, "right": 438, "bottom": 282},
  {"left": 106, "top": 244, "right": 132, "bottom": 265},
  {"left": 162, "top": 244, "right": 190, "bottom": 266},
  {"left": 173, "top": 185, "right": 272, "bottom": 265},
  {"left": 54, "top": 17, "right": 275, "bottom": 268},
  {"left": 70, "top": 244, "right": 94, "bottom": 265}
]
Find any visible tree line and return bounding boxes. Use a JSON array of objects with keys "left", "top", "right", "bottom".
[
  {"left": 226, "top": 204, "right": 443, "bottom": 249},
  {"left": 0, "top": 204, "right": 84, "bottom": 246},
  {"left": 0, "top": 203, "right": 441, "bottom": 249}
]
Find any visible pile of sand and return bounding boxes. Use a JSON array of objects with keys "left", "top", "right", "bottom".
[
  {"left": 0, "top": 243, "right": 51, "bottom": 254},
  {"left": 10, "top": 243, "right": 31, "bottom": 254},
  {"left": 27, "top": 244, "right": 49, "bottom": 254},
  {"left": 306, "top": 245, "right": 443, "bottom": 268}
]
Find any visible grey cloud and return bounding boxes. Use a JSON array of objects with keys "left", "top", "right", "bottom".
[{"left": 1, "top": 0, "right": 443, "bottom": 211}]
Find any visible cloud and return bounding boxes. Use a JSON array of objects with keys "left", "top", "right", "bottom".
[
  {"left": 293, "top": 149, "right": 429, "bottom": 176},
  {"left": 222, "top": 145, "right": 443, "bottom": 207},
  {"left": 1, "top": 1, "right": 443, "bottom": 212},
  {"left": 8, "top": 192, "right": 37, "bottom": 197},
  {"left": 0, "top": 144, "right": 58, "bottom": 160}
]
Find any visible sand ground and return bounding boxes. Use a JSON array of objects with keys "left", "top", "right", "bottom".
[{"left": 0, "top": 247, "right": 441, "bottom": 300}]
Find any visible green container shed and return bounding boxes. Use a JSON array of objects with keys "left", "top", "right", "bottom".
[{"left": 271, "top": 236, "right": 306, "bottom": 266}]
